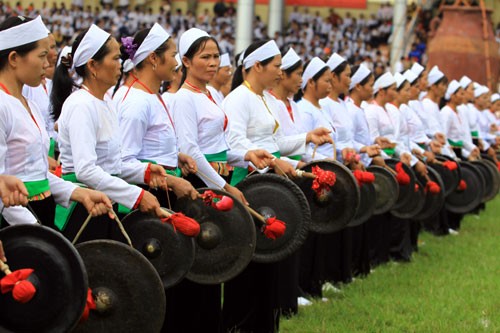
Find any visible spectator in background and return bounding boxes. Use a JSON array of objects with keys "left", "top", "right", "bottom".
[{"left": 214, "top": 0, "right": 226, "bottom": 18}]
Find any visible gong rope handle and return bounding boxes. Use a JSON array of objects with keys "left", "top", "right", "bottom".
[
  {"left": 0, "top": 259, "right": 12, "bottom": 276},
  {"left": 72, "top": 209, "right": 133, "bottom": 248},
  {"left": 311, "top": 140, "right": 337, "bottom": 161},
  {"left": 196, "top": 169, "right": 268, "bottom": 225}
]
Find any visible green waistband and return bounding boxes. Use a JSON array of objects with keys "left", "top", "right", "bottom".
[
  {"left": 417, "top": 143, "right": 426, "bottom": 150},
  {"left": 204, "top": 151, "right": 228, "bottom": 162},
  {"left": 231, "top": 151, "right": 281, "bottom": 186},
  {"left": 140, "top": 159, "right": 182, "bottom": 177},
  {"left": 382, "top": 148, "right": 395, "bottom": 156},
  {"left": 24, "top": 179, "right": 50, "bottom": 197},
  {"left": 48, "top": 138, "right": 56, "bottom": 159},
  {"left": 287, "top": 155, "right": 302, "bottom": 161},
  {"left": 447, "top": 139, "right": 463, "bottom": 148},
  {"left": 62, "top": 173, "right": 78, "bottom": 183},
  {"left": 470, "top": 131, "right": 479, "bottom": 138}
]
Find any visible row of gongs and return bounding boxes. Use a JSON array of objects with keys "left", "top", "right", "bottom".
[{"left": 1, "top": 156, "right": 498, "bottom": 332}]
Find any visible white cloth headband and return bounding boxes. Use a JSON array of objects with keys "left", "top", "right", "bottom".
[
  {"left": 179, "top": 27, "right": 209, "bottom": 58},
  {"left": 373, "top": 72, "right": 395, "bottom": 94},
  {"left": 56, "top": 45, "right": 72, "bottom": 67},
  {"left": 394, "top": 72, "right": 406, "bottom": 89},
  {"left": 301, "top": 57, "right": 328, "bottom": 90},
  {"left": 0, "top": 16, "right": 48, "bottom": 51},
  {"left": 427, "top": 65, "right": 444, "bottom": 87},
  {"left": 459, "top": 75, "right": 472, "bottom": 89},
  {"left": 349, "top": 64, "right": 371, "bottom": 90},
  {"left": 410, "top": 62, "right": 424, "bottom": 77},
  {"left": 403, "top": 69, "right": 418, "bottom": 85},
  {"left": 474, "top": 85, "right": 489, "bottom": 98},
  {"left": 73, "top": 24, "right": 110, "bottom": 68},
  {"left": 445, "top": 80, "right": 461, "bottom": 100},
  {"left": 220, "top": 53, "right": 231, "bottom": 67},
  {"left": 326, "top": 52, "right": 345, "bottom": 72},
  {"left": 281, "top": 48, "right": 301, "bottom": 70},
  {"left": 491, "top": 93, "right": 499, "bottom": 103},
  {"left": 133, "top": 23, "right": 170, "bottom": 66},
  {"left": 243, "top": 40, "right": 280, "bottom": 70}
]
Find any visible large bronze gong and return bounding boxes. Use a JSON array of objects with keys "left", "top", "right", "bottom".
[
  {"left": 175, "top": 188, "right": 256, "bottom": 284},
  {"left": 0, "top": 225, "right": 88, "bottom": 333},
  {"left": 295, "top": 160, "right": 360, "bottom": 233},
  {"left": 366, "top": 165, "right": 399, "bottom": 215},
  {"left": 110, "top": 209, "right": 196, "bottom": 288},
  {"left": 73, "top": 240, "right": 165, "bottom": 333},
  {"left": 445, "top": 161, "right": 485, "bottom": 214},
  {"left": 237, "top": 173, "right": 311, "bottom": 263}
]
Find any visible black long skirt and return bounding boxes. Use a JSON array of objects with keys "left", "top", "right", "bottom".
[{"left": 162, "top": 174, "right": 222, "bottom": 333}]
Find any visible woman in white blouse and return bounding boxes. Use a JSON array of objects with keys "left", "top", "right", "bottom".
[
  {"left": 51, "top": 24, "right": 168, "bottom": 241},
  {"left": 0, "top": 16, "right": 113, "bottom": 228},
  {"left": 113, "top": 24, "right": 199, "bottom": 205},
  {"left": 222, "top": 39, "right": 332, "bottom": 333},
  {"left": 295, "top": 57, "right": 339, "bottom": 162}
]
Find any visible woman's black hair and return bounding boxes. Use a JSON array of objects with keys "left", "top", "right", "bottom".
[
  {"left": 293, "top": 60, "right": 329, "bottom": 102},
  {"left": 331, "top": 60, "right": 348, "bottom": 78},
  {"left": 51, "top": 28, "right": 112, "bottom": 121},
  {"left": 112, "top": 27, "right": 171, "bottom": 95},
  {"left": 397, "top": 80, "right": 410, "bottom": 92},
  {"left": 231, "top": 40, "right": 275, "bottom": 92},
  {"left": 283, "top": 60, "right": 302, "bottom": 77},
  {"left": 433, "top": 75, "right": 448, "bottom": 87},
  {"left": 0, "top": 16, "right": 40, "bottom": 71},
  {"left": 179, "top": 35, "right": 220, "bottom": 86}
]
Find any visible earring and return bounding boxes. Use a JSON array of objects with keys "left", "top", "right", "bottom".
[
  {"left": 92, "top": 72, "right": 97, "bottom": 79},
  {"left": 152, "top": 64, "right": 157, "bottom": 71}
]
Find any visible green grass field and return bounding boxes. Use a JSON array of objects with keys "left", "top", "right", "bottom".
[{"left": 281, "top": 197, "right": 500, "bottom": 333}]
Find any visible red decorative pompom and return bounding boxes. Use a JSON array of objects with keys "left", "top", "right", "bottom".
[
  {"left": 414, "top": 184, "right": 420, "bottom": 192},
  {"left": 80, "top": 288, "right": 96, "bottom": 323},
  {"left": 202, "top": 190, "right": 234, "bottom": 211},
  {"left": 395, "top": 162, "right": 410, "bottom": 185},
  {"left": 458, "top": 179, "right": 467, "bottom": 191},
  {"left": 425, "top": 181, "right": 441, "bottom": 194},
  {"left": 442, "top": 161, "right": 458, "bottom": 171},
  {"left": 262, "top": 217, "right": 286, "bottom": 240},
  {"left": 352, "top": 170, "right": 376, "bottom": 186},
  {"left": 311, "top": 166, "right": 336, "bottom": 194},
  {"left": 0, "top": 268, "right": 36, "bottom": 304},
  {"left": 497, "top": 161, "right": 500, "bottom": 172},
  {"left": 161, "top": 213, "right": 200, "bottom": 237}
]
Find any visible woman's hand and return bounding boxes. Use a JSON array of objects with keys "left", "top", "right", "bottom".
[
  {"left": 306, "top": 127, "right": 333, "bottom": 146},
  {"left": 0, "top": 175, "right": 29, "bottom": 208},
  {"left": 223, "top": 183, "right": 248, "bottom": 205},
  {"left": 434, "top": 133, "right": 446, "bottom": 146},
  {"left": 138, "top": 190, "right": 163, "bottom": 217},
  {"left": 361, "top": 144, "right": 381, "bottom": 157},
  {"left": 147, "top": 164, "right": 168, "bottom": 190},
  {"left": 270, "top": 158, "right": 297, "bottom": 178},
  {"left": 400, "top": 152, "right": 412, "bottom": 166},
  {"left": 70, "top": 188, "right": 114, "bottom": 218},
  {"left": 167, "top": 176, "right": 200, "bottom": 200},
  {"left": 429, "top": 140, "right": 442, "bottom": 154},
  {"left": 178, "top": 153, "right": 197, "bottom": 176},
  {"left": 244, "top": 149, "right": 275, "bottom": 169}
]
